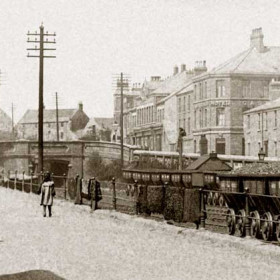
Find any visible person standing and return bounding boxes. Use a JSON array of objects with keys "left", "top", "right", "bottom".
[{"left": 39, "top": 172, "right": 55, "bottom": 217}]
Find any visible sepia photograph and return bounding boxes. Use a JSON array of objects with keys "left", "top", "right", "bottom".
[{"left": 1, "top": 0, "right": 280, "bottom": 279}]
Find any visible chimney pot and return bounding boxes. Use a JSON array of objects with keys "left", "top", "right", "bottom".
[
  {"left": 181, "top": 64, "right": 186, "bottom": 72},
  {"left": 173, "top": 65, "right": 179, "bottom": 76},
  {"left": 79, "top": 102, "right": 83, "bottom": 111}
]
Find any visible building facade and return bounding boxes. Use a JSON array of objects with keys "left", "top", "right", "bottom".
[
  {"left": 114, "top": 28, "right": 280, "bottom": 156},
  {"left": 244, "top": 84, "right": 280, "bottom": 158},
  {"left": 17, "top": 103, "right": 89, "bottom": 141}
]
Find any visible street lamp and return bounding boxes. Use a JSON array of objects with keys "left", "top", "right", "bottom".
[
  {"left": 258, "top": 147, "right": 266, "bottom": 162},
  {"left": 178, "top": 127, "right": 186, "bottom": 170}
]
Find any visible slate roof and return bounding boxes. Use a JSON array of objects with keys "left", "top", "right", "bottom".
[
  {"left": 18, "top": 109, "right": 77, "bottom": 124},
  {"left": 151, "top": 71, "right": 193, "bottom": 95},
  {"left": 210, "top": 46, "right": 280, "bottom": 75},
  {"left": 186, "top": 154, "right": 232, "bottom": 171},
  {"left": 244, "top": 97, "right": 280, "bottom": 114},
  {"left": 85, "top": 117, "right": 114, "bottom": 130}
]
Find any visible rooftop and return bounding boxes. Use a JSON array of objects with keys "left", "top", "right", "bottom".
[
  {"left": 18, "top": 109, "right": 77, "bottom": 124},
  {"left": 244, "top": 97, "right": 280, "bottom": 114}
]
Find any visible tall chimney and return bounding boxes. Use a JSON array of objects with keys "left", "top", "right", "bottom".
[
  {"left": 79, "top": 102, "right": 83, "bottom": 111},
  {"left": 173, "top": 65, "right": 179, "bottom": 75},
  {"left": 250, "top": 27, "right": 265, "bottom": 52},
  {"left": 181, "top": 64, "right": 186, "bottom": 72}
]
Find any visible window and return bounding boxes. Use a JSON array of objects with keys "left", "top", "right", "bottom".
[
  {"left": 263, "top": 86, "right": 269, "bottom": 97},
  {"left": 204, "top": 82, "right": 207, "bottom": 99},
  {"left": 188, "top": 117, "right": 190, "bottom": 134},
  {"left": 48, "top": 123, "right": 51, "bottom": 128},
  {"left": 247, "top": 115, "right": 250, "bottom": 129},
  {"left": 216, "top": 108, "right": 225, "bottom": 126},
  {"left": 199, "top": 109, "right": 202, "bottom": 128},
  {"left": 183, "top": 96, "right": 186, "bottom": 112},
  {"left": 194, "top": 85, "right": 197, "bottom": 101},
  {"left": 199, "top": 83, "right": 202, "bottom": 99},
  {"left": 194, "top": 109, "right": 197, "bottom": 129},
  {"left": 194, "top": 140, "right": 197, "bottom": 153},
  {"left": 248, "top": 143, "right": 251, "bottom": 156},
  {"left": 178, "top": 98, "right": 181, "bottom": 113},
  {"left": 61, "top": 122, "right": 64, "bottom": 127},
  {"left": 258, "top": 113, "right": 261, "bottom": 130},
  {"left": 216, "top": 80, "right": 226, "bottom": 97},
  {"left": 265, "top": 112, "right": 268, "bottom": 130},
  {"left": 275, "top": 111, "right": 277, "bottom": 127},
  {"left": 35, "top": 123, "right": 37, "bottom": 128},
  {"left": 60, "top": 132, "right": 64, "bottom": 139},
  {"left": 275, "top": 141, "right": 278, "bottom": 157},
  {"left": 188, "top": 95, "right": 190, "bottom": 111},
  {"left": 242, "top": 81, "right": 251, "bottom": 97},
  {"left": 204, "top": 108, "right": 207, "bottom": 127},
  {"left": 183, "top": 118, "right": 186, "bottom": 130}
]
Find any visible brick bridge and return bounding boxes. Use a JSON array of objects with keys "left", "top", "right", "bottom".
[{"left": 0, "top": 140, "right": 137, "bottom": 178}]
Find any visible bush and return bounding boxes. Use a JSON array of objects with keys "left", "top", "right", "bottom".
[{"left": 85, "top": 152, "right": 123, "bottom": 181}]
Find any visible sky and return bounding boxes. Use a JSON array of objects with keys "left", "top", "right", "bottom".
[{"left": 1, "top": 0, "right": 280, "bottom": 122}]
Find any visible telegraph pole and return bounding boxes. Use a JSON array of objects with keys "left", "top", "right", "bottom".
[
  {"left": 27, "top": 24, "right": 56, "bottom": 173},
  {"left": 116, "top": 73, "right": 129, "bottom": 168},
  {"left": 55, "top": 92, "right": 59, "bottom": 141}
]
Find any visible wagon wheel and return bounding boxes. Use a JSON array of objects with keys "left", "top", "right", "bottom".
[
  {"left": 250, "top": 210, "right": 261, "bottom": 238},
  {"left": 236, "top": 209, "right": 246, "bottom": 237},
  {"left": 261, "top": 212, "right": 273, "bottom": 241},
  {"left": 218, "top": 194, "right": 224, "bottom": 207},
  {"left": 207, "top": 192, "right": 213, "bottom": 206},
  {"left": 274, "top": 216, "right": 280, "bottom": 243},
  {"left": 226, "top": 208, "right": 236, "bottom": 235}
]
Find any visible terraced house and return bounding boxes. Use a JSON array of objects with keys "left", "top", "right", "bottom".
[{"left": 115, "top": 28, "right": 280, "bottom": 155}]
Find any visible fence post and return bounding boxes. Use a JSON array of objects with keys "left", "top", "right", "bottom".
[
  {"left": 63, "top": 173, "right": 67, "bottom": 200},
  {"left": 22, "top": 171, "right": 25, "bottom": 192},
  {"left": 200, "top": 188, "right": 206, "bottom": 229},
  {"left": 1, "top": 169, "right": 4, "bottom": 186},
  {"left": 30, "top": 172, "right": 33, "bottom": 194},
  {"left": 134, "top": 180, "right": 139, "bottom": 215},
  {"left": 244, "top": 187, "right": 251, "bottom": 237},
  {"left": 90, "top": 177, "right": 94, "bottom": 212},
  {"left": 7, "top": 170, "right": 10, "bottom": 188},
  {"left": 112, "top": 177, "right": 116, "bottom": 210},
  {"left": 74, "top": 175, "right": 81, "bottom": 204},
  {"left": 14, "top": 170, "right": 18, "bottom": 190}
]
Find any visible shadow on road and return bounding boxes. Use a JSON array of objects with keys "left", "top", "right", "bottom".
[{"left": 0, "top": 270, "right": 65, "bottom": 280}]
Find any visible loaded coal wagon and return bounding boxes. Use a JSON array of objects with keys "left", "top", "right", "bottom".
[
  {"left": 212, "top": 161, "right": 280, "bottom": 241},
  {"left": 122, "top": 152, "right": 231, "bottom": 225}
]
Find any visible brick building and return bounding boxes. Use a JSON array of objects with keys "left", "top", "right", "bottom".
[{"left": 17, "top": 103, "right": 89, "bottom": 141}]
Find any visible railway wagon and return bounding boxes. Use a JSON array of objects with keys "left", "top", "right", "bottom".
[{"left": 211, "top": 161, "right": 280, "bottom": 241}]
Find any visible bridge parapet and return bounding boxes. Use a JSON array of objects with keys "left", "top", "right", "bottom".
[{"left": 0, "top": 140, "right": 138, "bottom": 177}]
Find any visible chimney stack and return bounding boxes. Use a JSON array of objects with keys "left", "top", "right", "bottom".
[
  {"left": 79, "top": 102, "right": 83, "bottom": 111},
  {"left": 173, "top": 65, "right": 179, "bottom": 76},
  {"left": 250, "top": 28, "right": 265, "bottom": 52},
  {"left": 194, "top": 60, "right": 207, "bottom": 76},
  {"left": 181, "top": 64, "right": 186, "bottom": 72}
]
